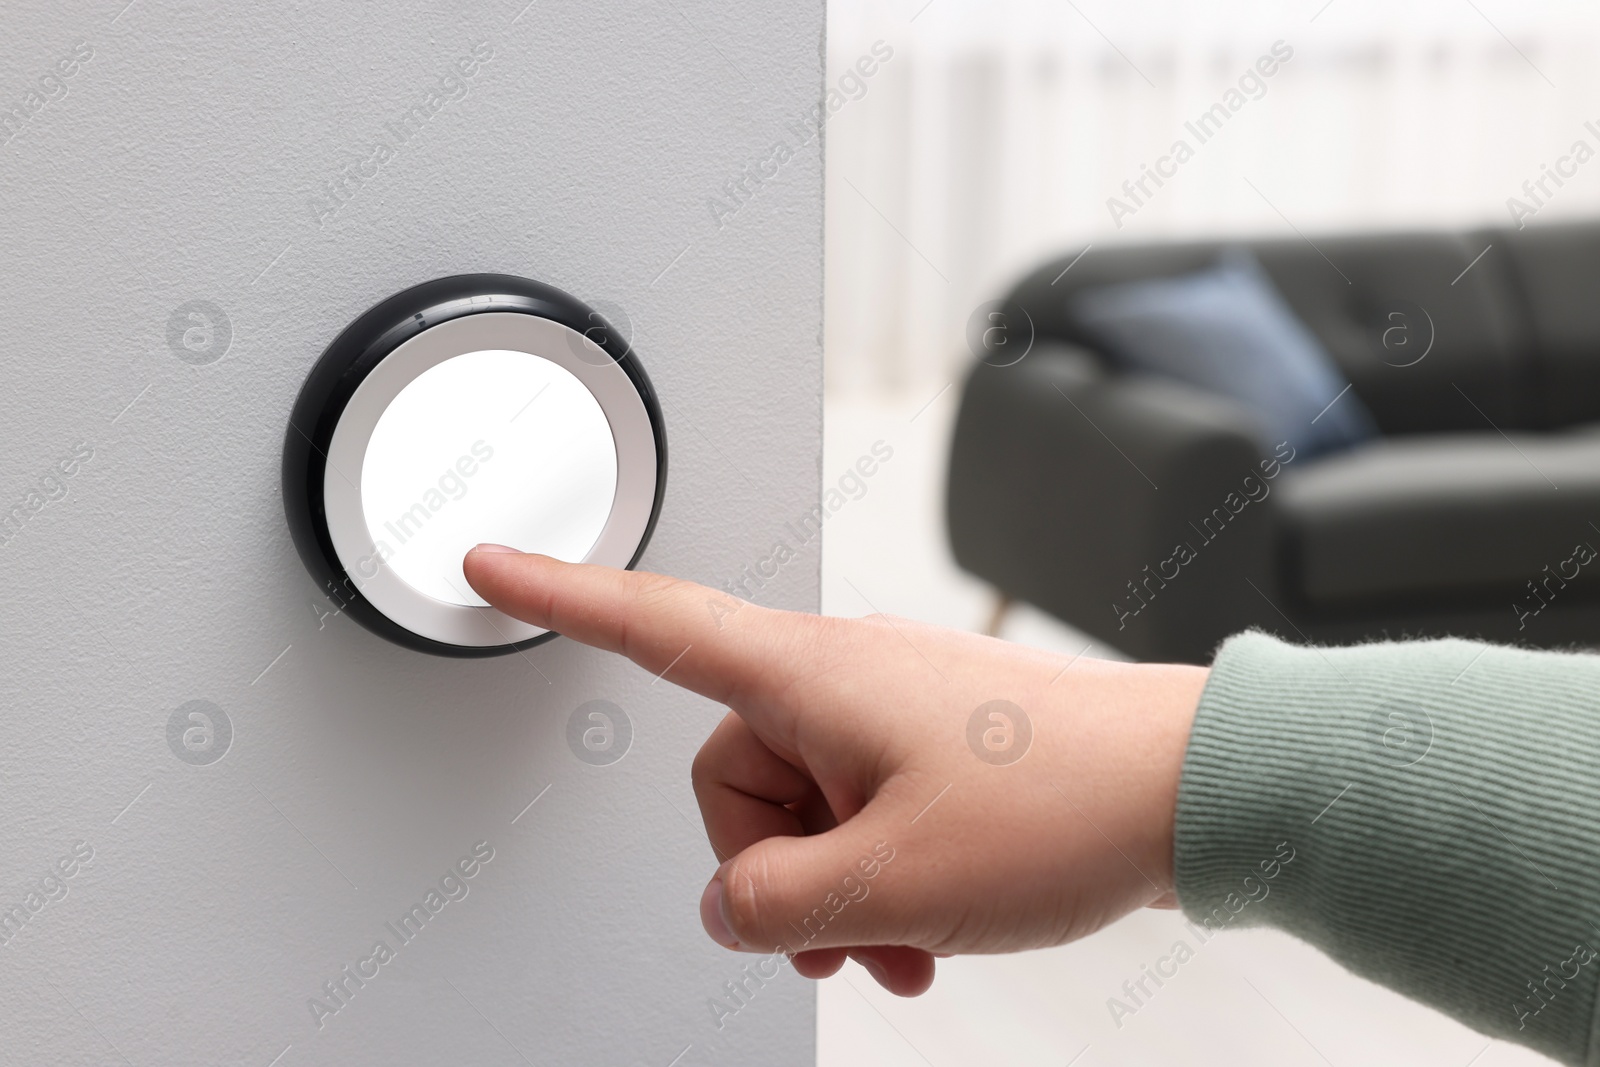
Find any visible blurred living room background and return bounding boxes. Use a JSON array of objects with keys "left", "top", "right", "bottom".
[{"left": 817, "top": 0, "right": 1600, "bottom": 1063}]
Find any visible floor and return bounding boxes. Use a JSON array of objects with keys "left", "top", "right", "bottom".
[{"left": 815, "top": 391, "right": 1549, "bottom": 1067}]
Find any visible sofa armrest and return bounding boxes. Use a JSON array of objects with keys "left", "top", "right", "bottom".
[{"left": 946, "top": 346, "right": 1296, "bottom": 662}]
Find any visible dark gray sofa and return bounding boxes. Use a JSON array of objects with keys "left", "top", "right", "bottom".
[{"left": 946, "top": 221, "right": 1600, "bottom": 663}]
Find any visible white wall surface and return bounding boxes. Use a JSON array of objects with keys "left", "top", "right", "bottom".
[{"left": 0, "top": 1, "right": 822, "bottom": 1064}]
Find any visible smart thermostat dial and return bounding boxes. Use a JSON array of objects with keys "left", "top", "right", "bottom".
[{"left": 282, "top": 274, "right": 667, "bottom": 657}]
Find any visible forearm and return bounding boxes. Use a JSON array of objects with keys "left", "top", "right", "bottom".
[{"left": 1175, "top": 631, "right": 1600, "bottom": 1066}]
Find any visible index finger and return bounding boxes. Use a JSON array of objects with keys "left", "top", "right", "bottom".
[{"left": 462, "top": 546, "right": 822, "bottom": 729}]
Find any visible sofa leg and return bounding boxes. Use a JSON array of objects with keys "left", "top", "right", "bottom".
[{"left": 984, "top": 593, "right": 1014, "bottom": 637}]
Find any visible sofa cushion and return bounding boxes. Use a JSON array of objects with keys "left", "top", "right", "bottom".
[
  {"left": 1497, "top": 221, "right": 1600, "bottom": 427},
  {"left": 1008, "top": 230, "right": 1533, "bottom": 435},
  {"left": 1068, "top": 249, "right": 1377, "bottom": 458},
  {"left": 1249, "top": 231, "right": 1535, "bottom": 434},
  {"left": 1279, "top": 428, "right": 1600, "bottom": 611}
]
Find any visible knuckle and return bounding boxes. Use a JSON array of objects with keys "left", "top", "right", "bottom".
[
  {"left": 720, "top": 859, "right": 775, "bottom": 945},
  {"left": 777, "top": 610, "right": 837, "bottom": 658},
  {"left": 741, "top": 613, "right": 844, "bottom": 709},
  {"left": 614, "top": 573, "right": 676, "bottom": 648},
  {"left": 631, "top": 570, "right": 688, "bottom": 612},
  {"left": 859, "top": 611, "right": 903, "bottom": 630},
  {"left": 797, "top": 613, "right": 877, "bottom": 671},
  {"left": 689, "top": 735, "right": 719, "bottom": 791}
]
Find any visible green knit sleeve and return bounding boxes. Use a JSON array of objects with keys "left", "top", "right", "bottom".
[{"left": 1174, "top": 630, "right": 1600, "bottom": 1066}]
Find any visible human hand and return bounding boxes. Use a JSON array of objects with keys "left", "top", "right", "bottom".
[{"left": 463, "top": 547, "right": 1208, "bottom": 997}]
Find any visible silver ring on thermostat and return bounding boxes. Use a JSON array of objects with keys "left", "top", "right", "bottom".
[{"left": 323, "top": 312, "right": 659, "bottom": 647}]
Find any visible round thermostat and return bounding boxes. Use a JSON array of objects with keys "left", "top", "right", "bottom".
[{"left": 282, "top": 274, "right": 667, "bottom": 657}]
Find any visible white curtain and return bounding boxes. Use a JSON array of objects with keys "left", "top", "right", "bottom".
[{"left": 825, "top": 0, "right": 1600, "bottom": 399}]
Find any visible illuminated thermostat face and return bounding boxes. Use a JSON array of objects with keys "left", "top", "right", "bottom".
[{"left": 283, "top": 275, "right": 666, "bottom": 657}]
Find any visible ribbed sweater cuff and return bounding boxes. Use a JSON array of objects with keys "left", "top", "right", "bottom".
[{"left": 1174, "top": 630, "right": 1600, "bottom": 1066}]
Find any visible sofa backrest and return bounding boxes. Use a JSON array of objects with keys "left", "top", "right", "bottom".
[
  {"left": 1496, "top": 220, "right": 1600, "bottom": 427},
  {"left": 1006, "top": 230, "right": 1538, "bottom": 436}
]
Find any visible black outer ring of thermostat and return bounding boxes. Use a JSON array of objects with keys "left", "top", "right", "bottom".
[{"left": 281, "top": 274, "right": 668, "bottom": 658}]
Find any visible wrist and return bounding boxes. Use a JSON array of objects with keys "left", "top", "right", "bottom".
[
  {"left": 1047, "top": 659, "right": 1208, "bottom": 903},
  {"left": 1125, "top": 662, "right": 1210, "bottom": 892},
  {"left": 1145, "top": 662, "right": 1203, "bottom": 889}
]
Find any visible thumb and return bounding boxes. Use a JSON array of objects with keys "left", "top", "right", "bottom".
[{"left": 703, "top": 814, "right": 908, "bottom": 955}]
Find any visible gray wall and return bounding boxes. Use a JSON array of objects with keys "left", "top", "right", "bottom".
[{"left": 0, "top": 1, "right": 822, "bottom": 1063}]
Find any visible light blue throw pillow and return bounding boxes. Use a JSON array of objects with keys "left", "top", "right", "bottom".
[{"left": 1068, "top": 249, "right": 1377, "bottom": 458}]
